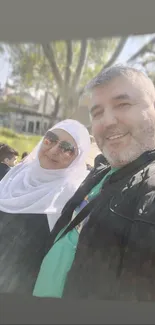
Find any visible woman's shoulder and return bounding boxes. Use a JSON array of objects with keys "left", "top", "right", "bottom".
[{"left": 0, "top": 211, "right": 49, "bottom": 234}]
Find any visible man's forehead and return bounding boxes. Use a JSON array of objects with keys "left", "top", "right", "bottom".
[
  {"left": 90, "top": 76, "right": 142, "bottom": 102},
  {"left": 90, "top": 93, "right": 132, "bottom": 114},
  {"left": 92, "top": 76, "right": 135, "bottom": 94}
]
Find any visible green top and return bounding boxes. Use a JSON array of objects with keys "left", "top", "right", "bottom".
[{"left": 33, "top": 168, "right": 118, "bottom": 298}]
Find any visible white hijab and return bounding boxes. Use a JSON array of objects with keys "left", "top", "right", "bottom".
[{"left": 0, "top": 119, "right": 91, "bottom": 231}]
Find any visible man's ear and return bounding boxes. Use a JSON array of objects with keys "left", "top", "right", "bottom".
[{"left": 3, "top": 158, "right": 9, "bottom": 165}]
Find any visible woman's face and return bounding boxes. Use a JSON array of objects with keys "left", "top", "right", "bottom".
[{"left": 38, "top": 129, "right": 78, "bottom": 170}]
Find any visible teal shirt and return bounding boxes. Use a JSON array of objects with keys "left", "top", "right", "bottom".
[{"left": 33, "top": 168, "right": 118, "bottom": 298}]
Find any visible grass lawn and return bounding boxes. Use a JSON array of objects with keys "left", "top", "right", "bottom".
[{"left": 0, "top": 128, "right": 41, "bottom": 159}]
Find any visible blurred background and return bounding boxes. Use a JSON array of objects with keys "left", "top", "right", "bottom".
[{"left": 0, "top": 34, "right": 155, "bottom": 164}]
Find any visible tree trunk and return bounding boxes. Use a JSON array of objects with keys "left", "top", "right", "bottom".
[
  {"left": 103, "top": 37, "right": 128, "bottom": 69},
  {"left": 51, "top": 95, "right": 60, "bottom": 125},
  {"left": 41, "top": 90, "right": 48, "bottom": 135}
]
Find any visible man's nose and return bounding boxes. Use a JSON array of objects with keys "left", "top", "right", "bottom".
[{"left": 100, "top": 108, "right": 117, "bottom": 128}]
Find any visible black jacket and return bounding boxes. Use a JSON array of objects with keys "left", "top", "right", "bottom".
[
  {"left": 48, "top": 150, "right": 155, "bottom": 301},
  {"left": 0, "top": 212, "right": 49, "bottom": 293},
  {"left": 0, "top": 163, "right": 10, "bottom": 181}
]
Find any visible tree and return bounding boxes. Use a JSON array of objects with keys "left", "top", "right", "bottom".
[
  {"left": 124, "top": 36, "right": 155, "bottom": 83},
  {"left": 6, "top": 37, "right": 128, "bottom": 121},
  {"left": 127, "top": 36, "right": 155, "bottom": 65}
]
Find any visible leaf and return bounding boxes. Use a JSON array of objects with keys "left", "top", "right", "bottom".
[{"left": 6, "top": 37, "right": 128, "bottom": 117}]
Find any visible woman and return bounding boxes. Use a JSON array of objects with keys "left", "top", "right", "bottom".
[{"left": 0, "top": 119, "right": 90, "bottom": 294}]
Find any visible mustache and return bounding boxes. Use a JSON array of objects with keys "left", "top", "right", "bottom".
[{"left": 102, "top": 127, "right": 128, "bottom": 138}]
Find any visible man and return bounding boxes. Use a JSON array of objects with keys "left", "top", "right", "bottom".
[
  {"left": 21, "top": 151, "right": 29, "bottom": 160},
  {"left": 46, "top": 65, "right": 155, "bottom": 301},
  {"left": 0, "top": 143, "right": 18, "bottom": 180},
  {"left": 86, "top": 163, "right": 93, "bottom": 171},
  {"left": 94, "top": 153, "right": 109, "bottom": 167}
]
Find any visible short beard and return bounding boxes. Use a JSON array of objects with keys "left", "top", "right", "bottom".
[
  {"left": 101, "top": 135, "right": 155, "bottom": 168},
  {"left": 102, "top": 144, "right": 144, "bottom": 168},
  {"left": 95, "top": 113, "right": 155, "bottom": 168}
]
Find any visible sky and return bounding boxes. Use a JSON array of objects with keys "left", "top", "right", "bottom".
[{"left": 0, "top": 33, "right": 154, "bottom": 88}]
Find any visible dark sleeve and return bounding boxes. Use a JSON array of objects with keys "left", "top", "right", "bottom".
[
  {"left": 134, "top": 176, "right": 155, "bottom": 223},
  {"left": 0, "top": 165, "right": 10, "bottom": 181},
  {"left": 130, "top": 176, "right": 155, "bottom": 253},
  {"left": 0, "top": 211, "right": 50, "bottom": 294}
]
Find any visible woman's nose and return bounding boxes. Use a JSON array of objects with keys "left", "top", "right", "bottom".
[{"left": 49, "top": 143, "right": 60, "bottom": 155}]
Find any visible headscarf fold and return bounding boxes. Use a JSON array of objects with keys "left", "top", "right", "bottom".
[{"left": 0, "top": 119, "right": 91, "bottom": 231}]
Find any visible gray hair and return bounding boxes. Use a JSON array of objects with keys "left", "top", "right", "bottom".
[{"left": 84, "top": 64, "right": 155, "bottom": 96}]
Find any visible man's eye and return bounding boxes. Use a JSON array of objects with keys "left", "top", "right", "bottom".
[
  {"left": 116, "top": 103, "right": 131, "bottom": 108},
  {"left": 92, "top": 111, "right": 102, "bottom": 119}
]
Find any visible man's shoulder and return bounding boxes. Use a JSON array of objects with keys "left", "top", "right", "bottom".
[
  {"left": 0, "top": 163, "right": 10, "bottom": 180},
  {"left": 141, "top": 159, "right": 155, "bottom": 185}
]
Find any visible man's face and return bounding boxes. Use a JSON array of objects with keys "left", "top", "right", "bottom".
[{"left": 90, "top": 76, "right": 155, "bottom": 167}]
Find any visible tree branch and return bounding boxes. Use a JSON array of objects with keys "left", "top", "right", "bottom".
[
  {"left": 51, "top": 95, "right": 60, "bottom": 123},
  {"left": 142, "top": 57, "right": 155, "bottom": 67},
  {"left": 147, "top": 49, "right": 155, "bottom": 55},
  {"left": 103, "top": 37, "right": 128, "bottom": 69},
  {"left": 65, "top": 41, "right": 73, "bottom": 85},
  {"left": 127, "top": 36, "right": 155, "bottom": 63},
  {"left": 48, "top": 91, "right": 56, "bottom": 101},
  {"left": 72, "top": 39, "right": 88, "bottom": 89},
  {"left": 42, "top": 43, "right": 63, "bottom": 89}
]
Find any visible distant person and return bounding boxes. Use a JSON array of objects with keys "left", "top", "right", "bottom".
[
  {"left": 21, "top": 151, "right": 29, "bottom": 160},
  {"left": 86, "top": 163, "right": 92, "bottom": 171},
  {"left": 0, "top": 119, "right": 90, "bottom": 294},
  {"left": 0, "top": 143, "right": 18, "bottom": 181}
]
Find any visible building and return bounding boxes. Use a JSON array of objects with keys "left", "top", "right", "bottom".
[
  {"left": 0, "top": 87, "right": 100, "bottom": 166},
  {"left": 0, "top": 90, "right": 55, "bottom": 135}
]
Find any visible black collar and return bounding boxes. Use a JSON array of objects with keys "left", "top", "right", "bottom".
[
  {"left": 108, "top": 150, "right": 155, "bottom": 183},
  {"left": 64, "top": 150, "right": 155, "bottom": 214},
  {"left": 49, "top": 150, "right": 155, "bottom": 244}
]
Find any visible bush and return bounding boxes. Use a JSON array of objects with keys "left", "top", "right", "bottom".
[
  {"left": 0, "top": 127, "right": 20, "bottom": 139},
  {"left": 0, "top": 128, "right": 41, "bottom": 159}
]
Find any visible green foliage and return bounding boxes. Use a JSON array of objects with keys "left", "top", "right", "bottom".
[
  {"left": 0, "top": 127, "right": 20, "bottom": 138},
  {"left": 0, "top": 103, "right": 25, "bottom": 113},
  {"left": 80, "top": 38, "right": 119, "bottom": 86},
  {"left": 7, "top": 38, "right": 122, "bottom": 93},
  {"left": 6, "top": 95, "right": 27, "bottom": 105},
  {"left": 0, "top": 127, "right": 41, "bottom": 158},
  {"left": 5, "top": 37, "right": 127, "bottom": 120}
]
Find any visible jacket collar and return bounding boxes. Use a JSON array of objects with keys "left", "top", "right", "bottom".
[
  {"left": 50, "top": 150, "right": 155, "bottom": 241},
  {"left": 109, "top": 149, "right": 155, "bottom": 183}
]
